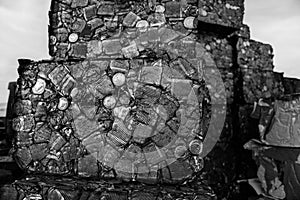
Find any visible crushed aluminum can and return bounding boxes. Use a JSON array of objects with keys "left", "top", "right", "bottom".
[
  {"left": 47, "top": 188, "right": 65, "bottom": 200},
  {"left": 71, "top": 43, "right": 88, "bottom": 58},
  {"left": 155, "top": 5, "right": 165, "bottom": 13},
  {"left": 14, "top": 147, "right": 32, "bottom": 169},
  {"left": 118, "top": 93, "right": 131, "bottom": 106},
  {"left": 165, "top": 1, "right": 181, "bottom": 18},
  {"left": 71, "top": 18, "right": 87, "bottom": 33},
  {"left": 50, "top": 133, "right": 67, "bottom": 152},
  {"left": 57, "top": 97, "right": 69, "bottom": 111},
  {"left": 55, "top": 43, "right": 69, "bottom": 58},
  {"left": 148, "top": 13, "right": 166, "bottom": 27},
  {"left": 113, "top": 106, "right": 130, "bottom": 120},
  {"left": 107, "top": 131, "right": 128, "bottom": 148},
  {"left": 29, "top": 143, "right": 48, "bottom": 161},
  {"left": 133, "top": 110, "right": 151, "bottom": 125},
  {"left": 14, "top": 100, "right": 32, "bottom": 116},
  {"left": 83, "top": 5, "right": 97, "bottom": 21},
  {"left": 71, "top": 0, "right": 88, "bottom": 8},
  {"left": 122, "top": 41, "right": 139, "bottom": 59},
  {"left": 174, "top": 145, "right": 188, "bottom": 159},
  {"left": 191, "top": 156, "right": 204, "bottom": 172},
  {"left": 16, "top": 131, "right": 33, "bottom": 146},
  {"left": 34, "top": 122, "right": 52, "bottom": 143},
  {"left": 23, "top": 194, "right": 43, "bottom": 200},
  {"left": 49, "top": 35, "right": 57, "bottom": 45},
  {"left": 32, "top": 78, "right": 46, "bottom": 95},
  {"left": 88, "top": 18, "right": 104, "bottom": 30},
  {"left": 102, "top": 39, "right": 122, "bottom": 55},
  {"left": 12, "top": 115, "right": 35, "bottom": 132},
  {"left": 136, "top": 20, "right": 149, "bottom": 32},
  {"left": 123, "top": 12, "right": 141, "bottom": 28},
  {"left": 151, "top": 127, "right": 176, "bottom": 147},
  {"left": 48, "top": 65, "right": 69, "bottom": 87},
  {"left": 61, "top": 74, "right": 76, "bottom": 95},
  {"left": 110, "top": 60, "right": 130, "bottom": 72},
  {"left": 54, "top": 27, "right": 69, "bottom": 43},
  {"left": 62, "top": 127, "right": 73, "bottom": 138},
  {"left": 43, "top": 88, "right": 56, "bottom": 100},
  {"left": 35, "top": 101, "right": 47, "bottom": 122},
  {"left": 87, "top": 40, "right": 103, "bottom": 56},
  {"left": 97, "top": 3, "right": 115, "bottom": 16}
]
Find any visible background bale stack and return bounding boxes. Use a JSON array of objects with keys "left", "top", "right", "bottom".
[
  {"left": 237, "top": 39, "right": 284, "bottom": 104},
  {"left": 198, "top": 0, "right": 244, "bottom": 28}
]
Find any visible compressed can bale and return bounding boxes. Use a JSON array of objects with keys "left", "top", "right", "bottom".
[{"left": 12, "top": 32, "right": 225, "bottom": 184}]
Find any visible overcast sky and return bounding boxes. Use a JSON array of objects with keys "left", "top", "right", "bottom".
[{"left": 0, "top": 0, "right": 299, "bottom": 103}]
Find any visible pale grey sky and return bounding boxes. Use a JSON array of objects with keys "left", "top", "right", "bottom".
[{"left": 0, "top": 0, "right": 299, "bottom": 103}]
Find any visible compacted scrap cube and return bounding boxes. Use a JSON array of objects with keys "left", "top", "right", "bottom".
[{"left": 1, "top": 0, "right": 299, "bottom": 199}]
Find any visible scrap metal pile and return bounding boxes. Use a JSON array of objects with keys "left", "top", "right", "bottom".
[
  {"left": 2, "top": 0, "right": 300, "bottom": 199},
  {"left": 244, "top": 94, "right": 300, "bottom": 200}
]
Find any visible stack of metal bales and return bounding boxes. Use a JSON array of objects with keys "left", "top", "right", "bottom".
[{"left": 2, "top": 0, "right": 299, "bottom": 199}]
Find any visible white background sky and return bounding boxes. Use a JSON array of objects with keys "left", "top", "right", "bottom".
[{"left": 0, "top": 0, "right": 299, "bottom": 103}]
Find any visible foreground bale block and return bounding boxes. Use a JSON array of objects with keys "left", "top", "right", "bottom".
[{"left": 12, "top": 42, "right": 227, "bottom": 184}]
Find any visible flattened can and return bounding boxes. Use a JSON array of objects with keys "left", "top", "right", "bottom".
[
  {"left": 14, "top": 100, "right": 32, "bottom": 116},
  {"left": 12, "top": 115, "right": 35, "bottom": 132},
  {"left": 35, "top": 102, "right": 48, "bottom": 122}
]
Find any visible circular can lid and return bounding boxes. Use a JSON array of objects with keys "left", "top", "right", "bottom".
[
  {"left": 136, "top": 20, "right": 149, "bottom": 31},
  {"left": 189, "top": 140, "right": 203, "bottom": 155},
  {"left": 174, "top": 145, "right": 188, "bottom": 159},
  {"left": 68, "top": 33, "right": 79, "bottom": 43},
  {"left": 103, "top": 96, "right": 117, "bottom": 109},
  {"left": 112, "top": 73, "right": 126, "bottom": 87},
  {"left": 58, "top": 97, "right": 69, "bottom": 111},
  {"left": 184, "top": 16, "right": 197, "bottom": 29},
  {"left": 32, "top": 78, "right": 46, "bottom": 95}
]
